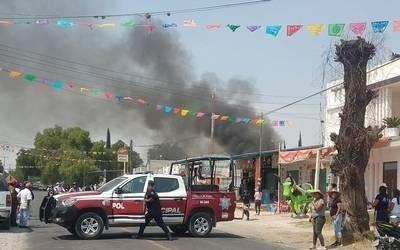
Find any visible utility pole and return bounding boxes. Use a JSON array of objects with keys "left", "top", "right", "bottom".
[
  {"left": 259, "top": 113, "right": 263, "bottom": 177},
  {"left": 210, "top": 90, "right": 215, "bottom": 154}
]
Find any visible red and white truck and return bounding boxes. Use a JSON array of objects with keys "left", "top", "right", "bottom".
[{"left": 40, "top": 156, "right": 236, "bottom": 239}]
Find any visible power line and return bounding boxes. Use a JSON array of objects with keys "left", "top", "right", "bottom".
[
  {"left": 0, "top": 0, "right": 271, "bottom": 20},
  {"left": 0, "top": 43, "right": 299, "bottom": 99}
]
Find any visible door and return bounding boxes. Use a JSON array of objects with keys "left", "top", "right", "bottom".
[
  {"left": 110, "top": 176, "right": 147, "bottom": 225},
  {"left": 153, "top": 177, "right": 187, "bottom": 224},
  {"left": 383, "top": 162, "right": 398, "bottom": 197}
]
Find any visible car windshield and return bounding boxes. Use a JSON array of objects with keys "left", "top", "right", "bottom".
[{"left": 98, "top": 177, "right": 128, "bottom": 192}]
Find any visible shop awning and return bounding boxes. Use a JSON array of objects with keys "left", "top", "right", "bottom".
[{"left": 278, "top": 147, "right": 334, "bottom": 165}]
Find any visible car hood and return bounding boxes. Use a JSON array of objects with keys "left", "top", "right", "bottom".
[{"left": 54, "top": 191, "right": 100, "bottom": 201}]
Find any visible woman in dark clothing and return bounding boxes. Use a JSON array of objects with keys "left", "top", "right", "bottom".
[
  {"left": 8, "top": 182, "right": 19, "bottom": 226},
  {"left": 373, "top": 185, "right": 390, "bottom": 222}
]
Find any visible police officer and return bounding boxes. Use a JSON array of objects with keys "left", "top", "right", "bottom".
[{"left": 135, "top": 180, "right": 172, "bottom": 240}]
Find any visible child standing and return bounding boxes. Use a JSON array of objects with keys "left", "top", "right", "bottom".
[
  {"left": 254, "top": 188, "right": 262, "bottom": 215},
  {"left": 242, "top": 190, "right": 251, "bottom": 220}
]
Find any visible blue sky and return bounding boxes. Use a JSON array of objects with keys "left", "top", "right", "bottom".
[{"left": 1, "top": 0, "right": 400, "bottom": 157}]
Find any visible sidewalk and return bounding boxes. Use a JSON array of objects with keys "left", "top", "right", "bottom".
[{"left": 216, "top": 208, "right": 373, "bottom": 250}]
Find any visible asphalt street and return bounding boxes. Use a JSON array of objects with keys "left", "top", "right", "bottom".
[{"left": 16, "top": 191, "right": 292, "bottom": 250}]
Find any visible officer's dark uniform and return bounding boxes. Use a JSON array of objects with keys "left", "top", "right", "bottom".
[{"left": 137, "top": 189, "right": 171, "bottom": 238}]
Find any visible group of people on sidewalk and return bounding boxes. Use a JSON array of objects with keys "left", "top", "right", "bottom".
[
  {"left": 309, "top": 186, "right": 342, "bottom": 250},
  {"left": 8, "top": 179, "right": 35, "bottom": 228}
]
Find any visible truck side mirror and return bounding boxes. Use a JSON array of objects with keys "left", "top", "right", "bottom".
[{"left": 115, "top": 187, "right": 123, "bottom": 194}]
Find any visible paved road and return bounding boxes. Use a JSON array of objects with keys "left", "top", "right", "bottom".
[{"left": 20, "top": 191, "right": 291, "bottom": 250}]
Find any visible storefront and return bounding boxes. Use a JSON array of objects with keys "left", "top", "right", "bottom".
[{"left": 233, "top": 150, "right": 279, "bottom": 204}]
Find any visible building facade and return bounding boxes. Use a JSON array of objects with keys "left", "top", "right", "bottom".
[{"left": 324, "top": 57, "right": 400, "bottom": 200}]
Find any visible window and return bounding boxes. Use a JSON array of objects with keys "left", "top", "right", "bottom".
[
  {"left": 0, "top": 175, "right": 8, "bottom": 191},
  {"left": 121, "top": 176, "right": 147, "bottom": 193},
  {"left": 98, "top": 177, "right": 128, "bottom": 192},
  {"left": 154, "top": 177, "right": 179, "bottom": 193}
]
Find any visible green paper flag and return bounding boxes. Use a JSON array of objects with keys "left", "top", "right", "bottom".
[
  {"left": 121, "top": 20, "right": 136, "bottom": 28},
  {"left": 23, "top": 73, "right": 36, "bottom": 81},
  {"left": 328, "top": 23, "right": 345, "bottom": 37},
  {"left": 227, "top": 24, "right": 240, "bottom": 32}
]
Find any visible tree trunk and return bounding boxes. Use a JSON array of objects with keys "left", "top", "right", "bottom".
[{"left": 330, "top": 38, "right": 384, "bottom": 237}]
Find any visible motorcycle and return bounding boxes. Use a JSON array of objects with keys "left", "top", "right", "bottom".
[{"left": 374, "top": 221, "right": 400, "bottom": 249}]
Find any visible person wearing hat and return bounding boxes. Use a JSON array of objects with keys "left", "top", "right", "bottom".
[
  {"left": 7, "top": 178, "right": 19, "bottom": 226},
  {"left": 17, "top": 181, "right": 33, "bottom": 228},
  {"left": 372, "top": 184, "right": 390, "bottom": 222},
  {"left": 328, "top": 188, "right": 343, "bottom": 247},
  {"left": 309, "top": 189, "right": 326, "bottom": 250},
  {"left": 134, "top": 180, "right": 172, "bottom": 240}
]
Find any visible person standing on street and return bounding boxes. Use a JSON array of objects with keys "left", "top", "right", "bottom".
[
  {"left": 328, "top": 188, "right": 343, "bottom": 247},
  {"left": 373, "top": 184, "right": 390, "bottom": 223},
  {"left": 134, "top": 180, "right": 172, "bottom": 240},
  {"left": 7, "top": 179, "right": 19, "bottom": 226},
  {"left": 309, "top": 189, "right": 326, "bottom": 250},
  {"left": 254, "top": 187, "right": 262, "bottom": 215},
  {"left": 17, "top": 181, "right": 33, "bottom": 228}
]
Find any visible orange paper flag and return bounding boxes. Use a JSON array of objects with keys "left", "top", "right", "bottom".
[{"left": 9, "top": 70, "right": 22, "bottom": 79}]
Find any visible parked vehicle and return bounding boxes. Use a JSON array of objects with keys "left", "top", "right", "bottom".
[
  {"left": 0, "top": 174, "right": 11, "bottom": 229},
  {"left": 374, "top": 221, "right": 400, "bottom": 249},
  {"left": 40, "top": 156, "right": 237, "bottom": 240}
]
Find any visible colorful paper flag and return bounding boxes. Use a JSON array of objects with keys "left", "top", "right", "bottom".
[
  {"left": 162, "top": 23, "right": 178, "bottom": 28},
  {"left": 371, "top": 21, "right": 389, "bottom": 33},
  {"left": 35, "top": 19, "right": 50, "bottom": 25},
  {"left": 256, "top": 119, "right": 265, "bottom": 125},
  {"left": 90, "top": 88, "right": 101, "bottom": 96},
  {"left": 77, "top": 22, "right": 95, "bottom": 30},
  {"left": 196, "top": 112, "right": 205, "bottom": 118},
  {"left": 123, "top": 96, "right": 134, "bottom": 101},
  {"left": 242, "top": 118, "right": 251, "bottom": 124},
  {"left": 287, "top": 25, "right": 303, "bottom": 36},
  {"left": 181, "top": 109, "right": 189, "bottom": 117},
  {"left": 137, "top": 98, "right": 147, "bottom": 104},
  {"left": 156, "top": 105, "right": 163, "bottom": 110},
  {"left": 328, "top": 23, "right": 345, "bottom": 37},
  {"left": 394, "top": 21, "right": 400, "bottom": 32},
  {"left": 121, "top": 20, "right": 136, "bottom": 28},
  {"left": 205, "top": 23, "right": 221, "bottom": 29},
  {"left": 211, "top": 114, "right": 221, "bottom": 120},
  {"left": 227, "top": 24, "right": 240, "bottom": 32},
  {"left": 307, "top": 24, "right": 324, "bottom": 35},
  {"left": 266, "top": 25, "right": 282, "bottom": 37},
  {"left": 142, "top": 23, "right": 155, "bottom": 32},
  {"left": 220, "top": 115, "right": 229, "bottom": 121},
  {"left": 235, "top": 118, "right": 242, "bottom": 123},
  {"left": 115, "top": 96, "right": 123, "bottom": 102},
  {"left": 164, "top": 106, "right": 172, "bottom": 113},
  {"left": 183, "top": 20, "right": 196, "bottom": 28},
  {"left": 98, "top": 23, "right": 116, "bottom": 28},
  {"left": 272, "top": 120, "right": 278, "bottom": 127},
  {"left": 23, "top": 73, "right": 36, "bottom": 81},
  {"left": 103, "top": 92, "right": 113, "bottom": 101},
  {"left": 51, "top": 80, "right": 64, "bottom": 89},
  {"left": 279, "top": 120, "right": 285, "bottom": 126},
  {"left": 9, "top": 70, "right": 22, "bottom": 79},
  {"left": 247, "top": 25, "right": 261, "bottom": 32},
  {"left": 349, "top": 22, "right": 366, "bottom": 35},
  {"left": 173, "top": 108, "right": 180, "bottom": 114},
  {"left": 0, "top": 20, "right": 12, "bottom": 26},
  {"left": 56, "top": 19, "right": 74, "bottom": 28},
  {"left": 80, "top": 87, "right": 89, "bottom": 93}
]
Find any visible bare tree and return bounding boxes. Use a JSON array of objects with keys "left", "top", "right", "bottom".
[{"left": 330, "top": 38, "right": 384, "bottom": 236}]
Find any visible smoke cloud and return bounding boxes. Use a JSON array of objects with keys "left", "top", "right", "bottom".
[{"left": 0, "top": 3, "right": 279, "bottom": 157}]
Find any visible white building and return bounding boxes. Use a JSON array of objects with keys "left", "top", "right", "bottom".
[{"left": 324, "top": 57, "right": 400, "bottom": 201}]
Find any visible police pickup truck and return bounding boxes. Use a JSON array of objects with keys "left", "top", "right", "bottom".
[{"left": 40, "top": 156, "right": 237, "bottom": 240}]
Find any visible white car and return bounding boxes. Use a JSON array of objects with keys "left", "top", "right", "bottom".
[{"left": 0, "top": 174, "right": 11, "bottom": 229}]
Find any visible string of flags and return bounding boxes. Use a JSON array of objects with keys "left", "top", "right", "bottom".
[
  {"left": 0, "top": 18, "right": 399, "bottom": 37},
  {"left": 0, "top": 65, "right": 291, "bottom": 127}
]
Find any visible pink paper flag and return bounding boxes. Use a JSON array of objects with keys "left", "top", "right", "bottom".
[
  {"left": 103, "top": 92, "right": 113, "bottom": 101},
  {"left": 205, "top": 23, "right": 221, "bottom": 29},
  {"left": 287, "top": 25, "right": 303, "bottom": 36},
  {"left": 196, "top": 112, "right": 205, "bottom": 118},
  {"left": 141, "top": 23, "right": 155, "bottom": 32},
  {"left": 350, "top": 22, "right": 366, "bottom": 35},
  {"left": 173, "top": 108, "right": 180, "bottom": 114},
  {"left": 394, "top": 21, "right": 400, "bottom": 32},
  {"left": 211, "top": 114, "right": 221, "bottom": 120},
  {"left": 156, "top": 105, "right": 163, "bottom": 110}
]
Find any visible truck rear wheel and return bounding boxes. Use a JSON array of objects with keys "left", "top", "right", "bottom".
[
  {"left": 75, "top": 212, "right": 104, "bottom": 240},
  {"left": 189, "top": 212, "right": 212, "bottom": 237},
  {"left": 170, "top": 225, "right": 188, "bottom": 234}
]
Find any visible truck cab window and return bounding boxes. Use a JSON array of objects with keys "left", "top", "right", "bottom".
[
  {"left": 120, "top": 176, "right": 147, "bottom": 193},
  {"left": 154, "top": 177, "right": 179, "bottom": 193}
]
